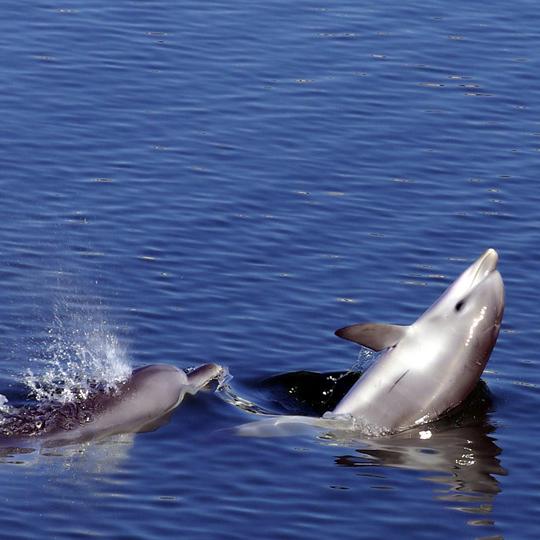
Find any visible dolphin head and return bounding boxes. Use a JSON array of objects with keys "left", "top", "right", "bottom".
[
  {"left": 418, "top": 249, "right": 504, "bottom": 356},
  {"left": 186, "top": 363, "right": 224, "bottom": 391}
]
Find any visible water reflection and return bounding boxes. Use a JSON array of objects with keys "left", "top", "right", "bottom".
[
  {"left": 0, "top": 433, "right": 134, "bottom": 472},
  {"left": 335, "top": 421, "right": 505, "bottom": 515}
]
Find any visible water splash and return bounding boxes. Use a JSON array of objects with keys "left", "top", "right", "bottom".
[
  {"left": 0, "top": 395, "right": 10, "bottom": 414},
  {"left": 23, "top": 300, "right": 131, "bottom": 404},
  {"left": 352, "top": 346, "right": 377, "bottom": 373}
]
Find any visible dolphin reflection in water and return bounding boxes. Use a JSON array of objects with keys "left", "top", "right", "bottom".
[{"left": 0, "top": 363, "right": 223, "bottom": 452}]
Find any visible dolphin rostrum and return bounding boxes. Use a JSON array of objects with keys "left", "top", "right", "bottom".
[
  {"left": 0, "top": 363, "right": 223, "bottom": 448},
  {"left": 230, "top": 249, "right": 504, "bottom": 437}
]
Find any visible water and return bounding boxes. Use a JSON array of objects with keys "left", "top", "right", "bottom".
[{"left": 1, "top": 0, "right": 539, "bottom": 537}]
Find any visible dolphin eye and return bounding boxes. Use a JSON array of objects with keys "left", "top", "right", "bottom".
[{"left": 455, "top": 300, "right": 465, "bottom": 312}]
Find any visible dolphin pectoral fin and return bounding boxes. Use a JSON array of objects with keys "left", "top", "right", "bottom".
[{"left": 335, "top": 323, "right": 408, "bottom": 351}]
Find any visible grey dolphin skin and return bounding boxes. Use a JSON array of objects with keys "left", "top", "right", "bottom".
[
  {"left": 233, "top": 248, "right": 504, "bottom": 437},
  {"left": 332, "top": 248, "right": 504, "bottom": 434},
  {"left": 0, "top": 363, "right": 222, "bottom": 448}
]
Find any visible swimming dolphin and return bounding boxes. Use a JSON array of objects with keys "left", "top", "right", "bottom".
[
  {"left": 0, "top": 363, "right": 223, "bottom": 448},
  {"left": 229, "top": 249, "right": 504, "bottom": 437},
  {"left": 332, "top": 248, "right": 504, "bottom": 434}
]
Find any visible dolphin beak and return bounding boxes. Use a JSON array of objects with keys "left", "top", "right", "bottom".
[
  {"left": 187, "top": 363, "right": 223, "bottom": 390},
  {"left": 471, "top": 248, "right": 499, "bottom": 286}
]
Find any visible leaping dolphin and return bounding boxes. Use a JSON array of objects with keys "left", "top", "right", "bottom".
[
  {"left": 0, "top": 363, "right": 223, "bottom": 448},
  {"left": 333, "top": 248, "right": 504, "bottom": 434},
  {"left": 231, "top": 248, "right": 504, "bottom": 437}
]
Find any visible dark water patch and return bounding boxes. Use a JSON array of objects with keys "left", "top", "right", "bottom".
[{"left": 260, "top": 370, "right": 361, "bottom": 415}]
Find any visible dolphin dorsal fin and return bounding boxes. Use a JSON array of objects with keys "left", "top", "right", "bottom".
[{"left": 335, "top": 323, "right": 408, "bottom": 351}]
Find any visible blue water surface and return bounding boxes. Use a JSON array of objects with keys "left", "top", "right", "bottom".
[{"left": 1, "top": 0, "right": 540, "bottom": 538}]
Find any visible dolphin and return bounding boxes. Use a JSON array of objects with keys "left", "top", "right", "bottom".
[
  {"left": 0, "top": 363, "right": 223, "bottom": 448},
  {"left": 332, "top": 248, "right": 504, "bottom": 434},
  {"left": 228, "top": 248, "right": 504, "bottom": 437}
]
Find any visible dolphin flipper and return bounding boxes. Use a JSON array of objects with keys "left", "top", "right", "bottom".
[{"left": 335, "top": 323, "right": 408, "bottom": 351}]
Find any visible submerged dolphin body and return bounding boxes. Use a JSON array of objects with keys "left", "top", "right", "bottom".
[
  {"left": 232, "top": 249, "right": 504, "bottom": 437},
  {"left": 0, "top": 363, "right": 223, "bottom": 448}
]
